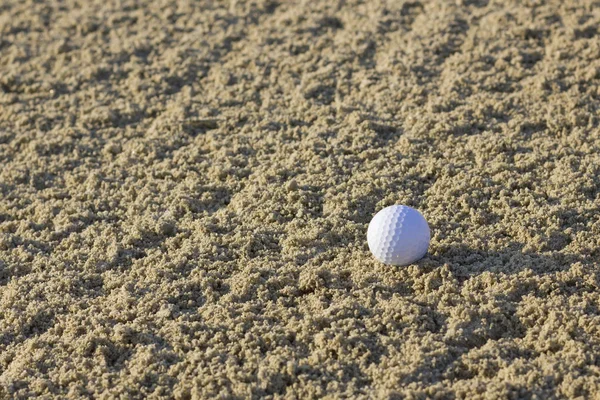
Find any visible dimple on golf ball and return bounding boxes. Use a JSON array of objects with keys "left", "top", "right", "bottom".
[{"left": 367, "top": 205, "right": 430, "bottom": 266}]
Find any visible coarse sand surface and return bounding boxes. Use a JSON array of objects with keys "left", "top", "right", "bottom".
[{"left": 1, "top": 0, "right": 600, "bottom": 398}]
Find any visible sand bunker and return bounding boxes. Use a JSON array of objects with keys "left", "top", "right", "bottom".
[{"left": 1, "top": 0, "right": 600, "bottom": 398}]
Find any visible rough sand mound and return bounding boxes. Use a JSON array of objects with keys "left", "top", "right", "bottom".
[{"left": 1, "top": 0, "right": 600, "bottom": 398}]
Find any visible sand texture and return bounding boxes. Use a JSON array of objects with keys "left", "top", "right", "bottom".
[{"left": 2, "top": 0, "right": 600, "bottom": 398}]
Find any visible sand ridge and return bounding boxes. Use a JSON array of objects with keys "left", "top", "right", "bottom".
[{"left": 1, "top": 0, "right": 600, "bottom": 398}]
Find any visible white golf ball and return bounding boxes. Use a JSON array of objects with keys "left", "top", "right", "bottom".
[{"left": 367, "top": 205, "right": 430, "bottom": 266}]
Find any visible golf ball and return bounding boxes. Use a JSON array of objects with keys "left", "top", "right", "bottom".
[{"left": 367, "top": 205, "right": 430, "bottom": 266}]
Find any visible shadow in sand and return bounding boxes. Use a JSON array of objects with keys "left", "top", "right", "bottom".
[{"left": 424, "top": 242, "right": 589, "bottom": 281}]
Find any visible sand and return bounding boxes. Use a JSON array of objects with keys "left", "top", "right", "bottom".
[{"left": 1, "top": 0, "right": 600, "bottom": 398}]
